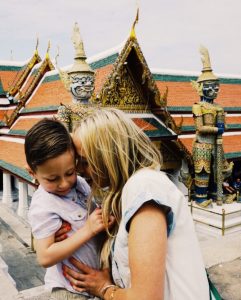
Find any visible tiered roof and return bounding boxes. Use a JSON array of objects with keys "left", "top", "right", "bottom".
[{"left": 1, "top": 28, "right": 241, "bottom": 183}]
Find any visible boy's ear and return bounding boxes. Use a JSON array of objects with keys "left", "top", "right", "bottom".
[{"left": 25, "top": 164, "right": 35, "bottom": 178}]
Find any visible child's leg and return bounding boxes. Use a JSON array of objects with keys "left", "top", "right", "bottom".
[{"left": 50, "top": 287, "right": 90, "bottom": 299}]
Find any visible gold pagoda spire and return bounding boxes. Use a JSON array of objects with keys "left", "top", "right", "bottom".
[
  {"left": 35, "top": 36, "right": 39, "bottom": 55},
  {"left": 130, "top": 8, "right": 139, "bottom": 39},
  {"left": 45, "top": 40, "right": 51, "bottom": 59}
]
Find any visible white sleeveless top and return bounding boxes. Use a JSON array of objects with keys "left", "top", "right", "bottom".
[{"left": 111, "top": 168, "right": 209, "bottom": 300}]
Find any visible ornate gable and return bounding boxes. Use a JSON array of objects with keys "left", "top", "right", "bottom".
[
  {"left": 6, "top": 55, "right": 55, "bottom": 127},
  {"left": 7, "top": 50, "right": 42, "bottom": 99},
  {"left": 99, "top": 36, "right": 164, "bottom": 111}
]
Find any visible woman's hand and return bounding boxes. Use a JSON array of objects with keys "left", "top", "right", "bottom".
[
  {"left": 55, "top": 221, "right": 72, "bottom": 242},
  {"left": 63, "top": 257, "right": 112, "bottom": 297}
]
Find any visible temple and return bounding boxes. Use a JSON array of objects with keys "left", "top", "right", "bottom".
[{"left": 1, "top": 21, "right": 241, "bottom": 231}]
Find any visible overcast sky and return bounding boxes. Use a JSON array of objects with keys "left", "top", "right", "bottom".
[{"left": 1, "top": 0, "right": 241, "bottom": 76}]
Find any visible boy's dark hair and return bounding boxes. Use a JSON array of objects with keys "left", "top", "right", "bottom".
[{"left": 25, "top": 118, "right": 74, "bottom": 171}]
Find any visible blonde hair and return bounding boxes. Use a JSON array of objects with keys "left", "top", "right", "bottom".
[{"left": 73, "top": 108, "right": 162, "bottom": 267}]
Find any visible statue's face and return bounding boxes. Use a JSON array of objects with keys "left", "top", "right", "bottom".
[
  {"left": 70, "top": 74, "right": 94, "bottom": 102},
  {"left": 202, "top": 80, "right": 219, "bottom": 100}
]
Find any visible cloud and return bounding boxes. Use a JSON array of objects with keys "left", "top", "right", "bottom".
[{"left": 0, "top": 0, "right": 240, "bottom": 74}]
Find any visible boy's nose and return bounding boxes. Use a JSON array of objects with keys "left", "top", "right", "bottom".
[{"left": 58, "top": 178, "right": 69, "bottom": 189}]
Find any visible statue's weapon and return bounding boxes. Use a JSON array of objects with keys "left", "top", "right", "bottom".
[{"left": 216, "top": 111, "right": 224, "bottom": 205}]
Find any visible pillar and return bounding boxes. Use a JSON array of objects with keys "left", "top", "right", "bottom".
[
  {"left": 17, "top": 181, "right": 28, "bottom": 218},
  {"left": 2, "top": 173, "right": 13, "bottom": 206}
]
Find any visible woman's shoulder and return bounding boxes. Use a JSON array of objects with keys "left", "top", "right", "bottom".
[
  {"left": 123, "top": 168, "right": 180, "bottom": 201},
  {"left": 126, "top": 168, "right": 171, "bottom": 188}
]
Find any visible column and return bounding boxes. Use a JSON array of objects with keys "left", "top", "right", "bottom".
[
  {"left": 17, "top": 181, "right": 28, "bottom": 218},
  {"left": 2, "top": 173, "right": 13, "bottom": 206}
]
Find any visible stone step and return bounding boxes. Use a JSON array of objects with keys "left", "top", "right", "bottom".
[{"left": 15, "top": 286, "right": 51, "bottom": 300}]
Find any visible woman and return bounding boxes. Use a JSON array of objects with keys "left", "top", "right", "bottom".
[{"left": 62, "top": 107, "right": 209, "bottom": 299}]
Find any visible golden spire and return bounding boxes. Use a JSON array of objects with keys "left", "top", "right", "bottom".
[
  {"left": 46, "top": 40, "right": 51, "bottom": 59},
  {"left": 55, "top": 45, "right": 60, "bottom": 67},
  {"left": 35, "top": 36, "right": 39, "bottom": 55},
  {"left": 130, "top": 8, "right": 139, "bottom": 39}
]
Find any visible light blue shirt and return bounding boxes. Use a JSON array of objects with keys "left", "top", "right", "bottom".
[
  {"left": 28, "top": 176, "right": 99, "bottom": 297},
  {"left": 112, "top": 168, "right": 209, "bottom": 300}
]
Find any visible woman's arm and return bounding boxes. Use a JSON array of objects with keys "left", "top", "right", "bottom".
[
  {"left": 35, "top": 208, "right": 104, "bottom": 268},
  {"left": 64, "top": 202, "right": 167, "bottom": 300},
  {"left": 107, "top": 202, "right": 167, "bottom": 300}
]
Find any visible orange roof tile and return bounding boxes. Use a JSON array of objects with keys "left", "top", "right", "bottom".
[
  {"left": 0, "top": 70, "right": 23, "bottom": 92},
  {"left": 0, "top": 140, "right": 26, "bottom": 169},
  {"left": 11, "top": 118, "right": 45, "bottom": 131},
  {"left": 226, "top": 116, "right": 241, "bottom": 124},
  {"left": 172, "top": 115, "right": 241, "bottom": 131},
  {"left": 156, "top": 81, "right": 241, "bottom": 108},
  {"left": 156, "top": 81, "right": 199, "bottom": 106},
  {"left": 179, "top": 135, "right": 241, "bottom": 155},
  {"left": 94, "top": 65, "right": 114, "bottom": 95},
  {"left": 173, "top": 116, "right": 194, "bottom": 127},
  {"left": 0, "top": 108, "right": 15, "bottom": 122},
  {"left": 132, "top": 118, "right": 156, "bottom": 130},
  {"left": 25, "top": 79, "right": 72, "bottom": 109}
]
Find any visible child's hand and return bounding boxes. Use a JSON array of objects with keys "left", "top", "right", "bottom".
[
  {"left": 107, "top": 215, "right": 115, "bottom": 229},
  {"left": 86, "top": 208, "right": 105, "bottom": 236}
]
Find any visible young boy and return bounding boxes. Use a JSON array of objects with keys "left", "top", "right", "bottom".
[{"left": 25, "top": 118, "right": 104, "bottom": 300}]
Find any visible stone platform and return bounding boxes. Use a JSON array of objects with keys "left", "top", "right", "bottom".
[{"left": 189, "top": 201, "right": 241, "bottom": 236}]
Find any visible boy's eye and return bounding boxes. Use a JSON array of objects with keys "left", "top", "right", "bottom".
[
  {"left": 66, "top": 170, "right": 75, "bottom": 176},
  {"left": 46, "top": 178, "right": 57, "bottom": 182}
]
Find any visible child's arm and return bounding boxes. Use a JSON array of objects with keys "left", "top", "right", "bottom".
[{"left": 35, "top": 208, "right": 104, "bottom": 268}]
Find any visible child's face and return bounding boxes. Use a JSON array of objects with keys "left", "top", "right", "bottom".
[
  {"left": 73, "top": 136, "right": 109, "bottom": 188},
  {"left": 31, "top": 150, "right": 77, "bottom": 196}
]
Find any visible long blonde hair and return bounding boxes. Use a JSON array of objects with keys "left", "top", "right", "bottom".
[{"left": 73, "top": 108, "right": 162, "bottom": 266}]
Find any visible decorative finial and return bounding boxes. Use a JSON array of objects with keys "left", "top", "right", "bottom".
[
  {"left": 35, "top": 36, "right": 39, "bottom": 54},
  {"left": 55, "top": 45, "right": 60, "bottom": 67},
  {"left": 46, "top": 40, "right": 51, "bottom": 59},
  {"left": 130, "top": 8, "right": 139, "bottom": 39}
]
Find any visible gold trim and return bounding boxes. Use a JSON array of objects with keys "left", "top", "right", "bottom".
[
  {"left": 222, "top": 209, "right": 225, "bottom": 235},
  {"left": 130, "top": 8, "right": 139, "bottom": 39}
]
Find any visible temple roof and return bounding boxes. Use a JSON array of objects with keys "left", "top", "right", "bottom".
[
  {"left": 0, "top": 61, "right": 27, "bottom": 100},
  {"left": 5, "top": 55, "right": 54, "bottom": 127},
  {"left": 153, "top": 70, "right": 241, "bottom": 111},
  {"left": 1, "top": 31, "right": 241, "bottom": 183}
]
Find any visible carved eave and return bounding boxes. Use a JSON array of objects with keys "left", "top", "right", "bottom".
[
  {"left": 7, "top": 51, "right": 42, "bottom": 97},
  {"left": 156, "top": 108, "right": 182, "bottom": 135},
  {"left": 6, "top": 57, "right": 55, "bottom": 127},
  {"left": 98, "top": 36, "right": 164, "bottom": 111}
]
